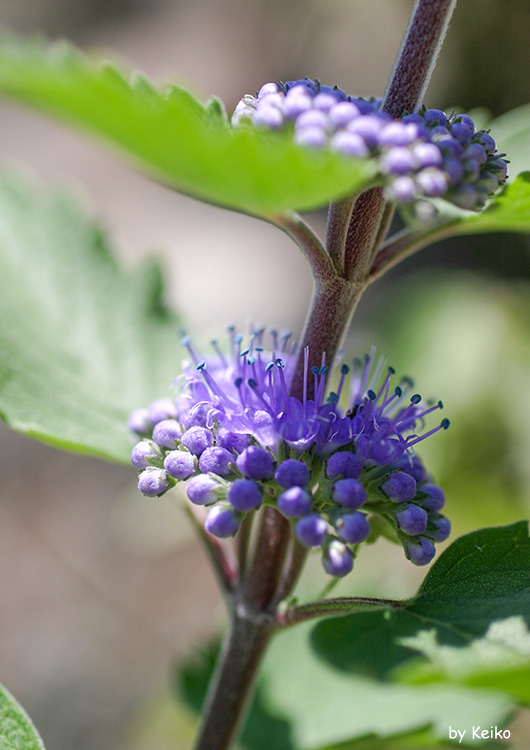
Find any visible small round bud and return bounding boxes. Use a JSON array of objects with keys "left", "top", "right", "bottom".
[
  {"left": 488, "top": 158, "right": 508, "bottom": 180},
  {"left": 216, "top": 429, "right": 250, "bottom": 454},
  {"left": 227, "top": 479, "right": 263, "bottom": 512},
  {"left": 277, "top": 486, "right": 313, "bottom": 518},
  {"left": 335, "top": 511, "right": 370, "bottom": 544},
  {"left": 412, "top": 142, "right": 443, "bottom": 168},
  {"left": 387, "top": 175, "right": 416, "bottom": 203},
  {"left": 332, "top": 478, "right": 367, "bottom": 508},
  {"left": 295, "top": 514, "right": 329, "bottom": 547},
  {"left": 319, "top": 84, "right": 348, "bottom": 102},
  {"left": 396, "top": 455, "right": 428, "bottom": 483},
  {"left": 199, "top": 446, "right": 234, "bottom": 477},
  {"left": 454, "top": 114, "right": 475, "bottom": 134},
  {"left": 465, "top": 143, "right": 487, "bottom": 166},
  {"left": 476, "top": 132, "right": 496, "bottom": 154},
  {"left": 130, "top": 440, "right": 162, "bottom": 469},
  {"left": 326, "top": 451, "right": 363, "bottom": 480},
  {"left": 428, "top": 515, "right": 451, "bottom": 542},
  {"left": 147, "top": 398, "right": 177, "bottom": 426},
  {"left": 463, "top": 158, "right": 481, "bottom": 181},
  {"left": 416, "top": 168, "right": 448, "bottom": 197},
  {"left": 478, "top": 171, "right": 500, "bottom": 194},
  {"left": 323, "top": 540, "right": 354, "bottom": 577},
  {"left": 181, "top": 426, "right": 214, "bottom": 456},
  {"left": 313, "top": 92, "right": 337, "bottom": 112},
  {"left": 236, "top": 446, "right": 274, "bottom": 480},
  {"left": 450, "top": 121, "right": 473, "bottom": 147},
  {"left": 328, "top": 101, "right": 361, "bottom": 127},
  {"left": 164, "top": 450, "right": 197, "bottom": 479},
  {"left": 181, "top": 403, "right": 210, "bottom": 429},
  {"left": 443, "top": 157, "right": 464, "bottom": 184},
  {"left": 380, "top": 147, "right": 416, "bottom": 176},
  {"left": 346, "top": 115, "right": 384, "bottom": 148},
  {"left": 395, "top": 504, "right": 428, "bottom": 535},
  {"left": 451, "top": 184, "right": 479, "bottom": 210},
  {"left": 205, "top": 505, "right": 241, "bottom": 538},
  {"left": 254, "top": 106, "right": 284, "bottom": 129},
  {"left": 138, "top": 468, "right": 170, "bottom": 497},
  {"left": 406, "top": 536, "right": 436, "bottom": 566},
  {"left": 438, "top": 138, "right": 463, "bottom": 159},
  {"left": 296, "top": 109, "right": 332, "bottom": 132},
  {"left": 152, "top": 419, "right": 182, "bottom": 449},
  {"left": 424, "top": 109, "right": 447, "bottom": 127},
  {"left": 284, "top": 89, "right": 313, "bottom": 119},
  {"left": 331, "top": 131, "right": 369, "bottom": 157},
  {"left": 381, "top": 472, "right": 417, "bottom": 502},
  {"left": 295, "top": 127, "right": 328, "bottom": 148},
  {"left": 420, "top": 484, "right": 445, "bottom": 511},
  {"left": 285, "top": 80, "right": 318, "bottom": 96},
  {"left": 380, "top": 121, "right": 419, "bottom": 147},
  {"left": 186, "top": 474, "right": 219, "bottom": 505},
  {"left": 258, "top": 82, "right": 279, "bottom": 99},
  {"left": 128, "top": 408, "right": 150, "bottom": 435},
  {"left": 275, "top": 458, "right": 310, "bottom": 488}
]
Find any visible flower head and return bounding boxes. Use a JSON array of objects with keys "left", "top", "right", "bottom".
[
  {"left": 130, "top": 328, "right": 450, "bottom": 577},
  {"left": 232, "top": 78, "right": 509, "bottom": 211}
]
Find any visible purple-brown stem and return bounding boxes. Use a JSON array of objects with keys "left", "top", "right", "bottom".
[{"left": 193, "top": 2, "right": 459, "bottom": 747}]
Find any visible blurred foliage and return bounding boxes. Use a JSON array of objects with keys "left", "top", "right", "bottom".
[
  {"left": 0, "top": 684, "right": 46, "bottom": 750},
  {"left": 174, "top": 623, "right": 512, "bottom": 750}
]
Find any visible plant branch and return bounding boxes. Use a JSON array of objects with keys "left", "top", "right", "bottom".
[
  {"left": 271, "top": 211, "right": 335, "bottom": 280},
  {"left": 237, "top": 511, "right": 254, "bottom": 584},
  {"left": 326, "top": 194, "right": 359, "bottom": 276},
  {"left": 369, "top": 218, "right": 461, "bottom": 282},
  {"left": 244, "top": 506, "right": 292, "bottom": 611},
  {"left": 184, "top": 504, "right": 237, "bottom": 595},
  {"left": 277, "top": 596, "right": 404, "bottom": 627},
  {"left": 273, "top": 536, "right": 308, "bottom": 606}
]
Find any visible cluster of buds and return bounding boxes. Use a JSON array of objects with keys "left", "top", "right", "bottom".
[
  {"left": 129, "top": 329, "right": 450, "bottom": 578},
  {"left": 232, "top": 79, "right": 508, "bottom": 211}
]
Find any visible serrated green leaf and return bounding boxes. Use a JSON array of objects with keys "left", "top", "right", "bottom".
[
  {"left": 0, "top": 35, "right": 376, "bottom": 215},
  {"left": 0, "top": 173, "right": 181, "bottom": 463},
  {"left": 176, "top": 624, "right": 511, "bottom": 750},
  {"left": 312, "top": 523, "right": 530, "bottom": 686},
  {"left": 0, "top": 684, "right": 46, "bottom": 750}
]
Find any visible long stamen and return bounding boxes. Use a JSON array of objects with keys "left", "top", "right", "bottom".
[
  {"left": 210, "top": 339, "right": 227, "bottom": 368},
  {"left": 406, "top": 418, "right": 450, "bottom": 447},
  {"left": 181, "top": 334, "right": 201, "bottom": 365}
]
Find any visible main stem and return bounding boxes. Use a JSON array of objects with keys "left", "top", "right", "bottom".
[
  {"left": 193, "top": 1, "right": 458, "bottom": 747},
  {"left": 194, "top": 601, "right": 276, "bottom": 750}
]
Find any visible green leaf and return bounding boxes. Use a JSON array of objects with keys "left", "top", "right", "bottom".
[
  {"left": 0, "top": 173, "right": 181, "bottom": 463},
  {"left": 0, "top": 35, "right": 376, "bottom": 215},
  {"left": 177, "top": 624, "right": 512, "bottom": 750},
  {"left": 0, "top": 683, "right": 46, "bottom": 750},
  {"left": 312, "top": 523, "right": 530, "bottom": 683},
  {"left": 395, "top": 616, "right": 530, "bottom": 705}
]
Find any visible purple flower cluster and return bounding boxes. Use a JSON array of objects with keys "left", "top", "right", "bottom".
[
  {"left": 129, "top": 328, "right": 450, "bottom": 577},
  {"left": 232, "top": 78, "right": 508, "bottom": 211}
]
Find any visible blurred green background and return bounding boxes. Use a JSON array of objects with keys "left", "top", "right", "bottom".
[{"left": 0, "top": 0, "right": 529, "bottom": 748}]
